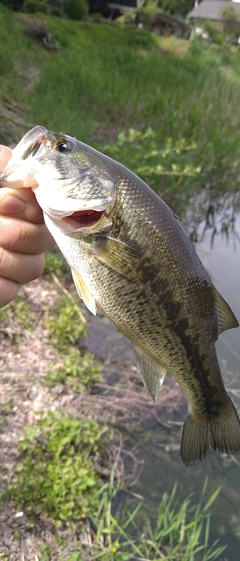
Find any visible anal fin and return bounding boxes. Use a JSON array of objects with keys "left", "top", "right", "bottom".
[
  {"left": 71, "top": 268, "right": 97, "bottom": 315},
  {"left": 134, "top": 345, "right": 167, "bottom": 402}
]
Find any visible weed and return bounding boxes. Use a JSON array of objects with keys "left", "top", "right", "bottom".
[
  {"left": 87, "top": 479, "right": 226, "bottom": 560},
  {"left": 43, "top": 249, "right": 71, "bottom": 281},
  {"left": 42, "top": 277, "right": 103, "bottom": 392},
  {"left": 46, "top": 348, "right": 103, "bottom": 393},
  {"left": 101, "top": 127, "right": 201, "bottom": 213},
  {"left": 0, "top": 399, "right": 14, "bottom": 430},
  {"left": 5, "top": 410, "right": 108, "bottom": 523},
  {"left": 0, "top": 554, "right": 10, "bottom": 561},
  {"left": 38, "top": 544, "right": 54, "bottom": 558},
  {"left": 65, "top": 554, "right": 83, "bottom": 561},
  {"left": 43, "top": 294, "right": 87, "bottom": 348},
  {"left": 0, "top": 296, "right": 35, "bottom": 331}
]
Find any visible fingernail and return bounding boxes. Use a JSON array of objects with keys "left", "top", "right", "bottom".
[{"left": 0, "top": 194, "right": 26, "bottom": 215}]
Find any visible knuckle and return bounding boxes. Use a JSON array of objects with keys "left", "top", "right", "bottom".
[
  {"left": 0, "top": 246, "right": 8, "bottom": 270},
  {"left": 14, "top": 223, "right": 29, "bottom": 249},
  {"left": 19, "top": 253, "right": 45, "bottom": 284}
]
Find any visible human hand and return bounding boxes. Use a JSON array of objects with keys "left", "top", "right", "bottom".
[{"left": 0, "top": 145, "right": 54, "bottom": 308}]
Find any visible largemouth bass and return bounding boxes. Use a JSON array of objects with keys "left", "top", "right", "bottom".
[{"left": 1, "top": 125, "right": 240, "bottom": 466}]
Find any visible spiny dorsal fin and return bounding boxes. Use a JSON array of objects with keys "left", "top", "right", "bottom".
[
  {"left": 213, "top": 287, "right": 239, "bottom": 337},
  {"left": 71, "top": 268, "right": 97, "bottom": 315},
  {"left": 133, "top": 345, "right": 167, "bottom": 402}
]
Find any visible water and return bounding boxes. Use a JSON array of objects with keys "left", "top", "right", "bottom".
[{"left": 86, "top": 189, "right": 240, "bottom": 559}]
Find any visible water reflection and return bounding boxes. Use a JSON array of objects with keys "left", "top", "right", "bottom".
[
  {"left": 87, "top": 188, "right": 240, "bottom": 560},
  {"left": 169, "top": 190, "right": 240, "bottom": 559},
  {"left": 184, "top": 189, "right": 240, "bottom": 248}
]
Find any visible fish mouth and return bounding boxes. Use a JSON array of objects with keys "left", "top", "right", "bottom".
[
  {"left": 62, "top": 209, "right": 105, "bottom": 230},
  {"left": 35, "top": 185, "right": 112, "bottom": 233}
]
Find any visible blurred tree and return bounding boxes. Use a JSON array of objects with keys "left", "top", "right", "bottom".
[
  {"left": 0, "top": 0, "right": 25, "bottom": 9},
  {"left": 221, "top": 4, "right": 240, "bottom": 42},
  {"left": 63, "top": 0, "right": 87, "bottom": 19},
  {"left": 22, "top": 0, "right": 48, "bottom": 12},
  {"left": 158, "top": 0, "right": 194, "bottom": 17}
]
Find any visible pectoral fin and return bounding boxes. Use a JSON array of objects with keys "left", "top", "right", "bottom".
[
  {"left": 91, "top": 234, "right": 142, "bottom": 282},
  {"left": 134, "top": 345, "right": 167, "bottom": 402},
  {"left": 71, "top": 268, "right": 97, "bottom": 315},
  {"left": 213, "top": 287, "right": 239, "bottom": 337}
]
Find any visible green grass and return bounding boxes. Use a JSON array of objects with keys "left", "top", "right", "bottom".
[
  {"left": 3, "top": 413, "right": 226, "bottom": 560},
  {"left": 88, "top": 480, "right": 226, "bottom": 560},
  {"left": 1, "top": 5, "right": 240, "bottom": 214},
  {"left": 5, "top": 409, "right": 108, "bottom": 523}
]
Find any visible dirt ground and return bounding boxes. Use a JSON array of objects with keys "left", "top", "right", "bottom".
[{"left": 0, "top": 275, "right": 185, "bottom": 560}]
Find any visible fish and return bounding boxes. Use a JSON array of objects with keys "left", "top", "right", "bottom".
[{"left": 1, "top": 125, "right": 240, "bottom": 466}]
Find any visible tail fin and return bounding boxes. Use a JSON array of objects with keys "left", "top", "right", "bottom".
[{"left": 181, "top": 398, "right": 240, "bottom": 466}]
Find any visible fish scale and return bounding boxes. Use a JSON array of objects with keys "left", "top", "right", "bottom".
[{"left": 1, "top": 125, "right": 240, "bottom": 466}]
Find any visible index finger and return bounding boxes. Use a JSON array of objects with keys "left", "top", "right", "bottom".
[{"left": 0, "top": 187, "right": 45, "bottom": 224}]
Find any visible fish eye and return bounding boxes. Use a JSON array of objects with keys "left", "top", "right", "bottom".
[{"left": 56, "top": 140, "right": 73, "bottom": 153}]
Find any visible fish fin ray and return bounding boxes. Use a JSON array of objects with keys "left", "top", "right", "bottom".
[
  {"left": 71, "top": 268, "right": 97, "bottom": 315},
  {"left": 213, "top": 287, "right": 239, "bottom": 337},
  {"left": 134, "top": 345, "right": 167, "bottom": 402},
  {"left": 181, "top": 397, "right": 240, "bottom": 466},
  {"left": 92, "top": 234, "right": 142, "bottom": 282}
]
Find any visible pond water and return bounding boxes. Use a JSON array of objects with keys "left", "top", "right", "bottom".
[{"left": 86, "top": 188, "right": 240, "bottom": 560}]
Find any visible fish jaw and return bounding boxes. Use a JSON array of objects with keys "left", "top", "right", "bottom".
[
  {"left": 33, "top": 178, "right": 115, "bottom": 235},
  {"left": 0, "top": 126, "right": 51, "bottom": 188},
  {"left": 41, "top": 205, "right": 113, "bottom": 235},
  {"left": 0, "top": 126, "right": 117, "bottom": 232}
]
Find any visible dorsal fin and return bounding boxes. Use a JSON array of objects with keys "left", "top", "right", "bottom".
[{"left": 213, "top": 287, "right": 239, "bottom": 337}]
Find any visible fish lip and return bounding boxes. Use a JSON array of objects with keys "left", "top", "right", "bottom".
[
  {"left": 0, "top": 126, "right": 50, "bottom": 187},
  {"left": 45, "top": 206, "right": 106, "bottom": 221},
  {"left": 34, "top": 189, "right": 111, "bottom": 221},
  {"left": 60, "top": 208, "right": 106, "bottom": 230},
  {"left": 33, "top": 178, "right": 113, "bottom": 221},
  {"left": 43, "top": 206, "right": 107, "bottom": 233}
]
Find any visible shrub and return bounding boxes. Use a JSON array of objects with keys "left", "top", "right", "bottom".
[
  {"left": 136, "top": 6, "right": 162, "bottom": 29},
  {"left": 22, "top": 0, "right": 48, "bottom": 13},
  {"left": 221, "top": 4, "right": 240, "bottom": 41},
  {"left": 0, "top": 0, "right": 25, "bottom": 10},
  {"left": 202, "top": 21, "right": 224, "bottom": 45},
  {"left": 63, "top": 0, "right": 87, "bottom": 20},
  {"left": 50, "top": 6, "right": 63, "bottom": 16}
]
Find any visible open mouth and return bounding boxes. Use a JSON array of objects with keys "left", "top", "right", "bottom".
[{"left": 61, "top": 208, "right": 104, "bottom": 230}]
